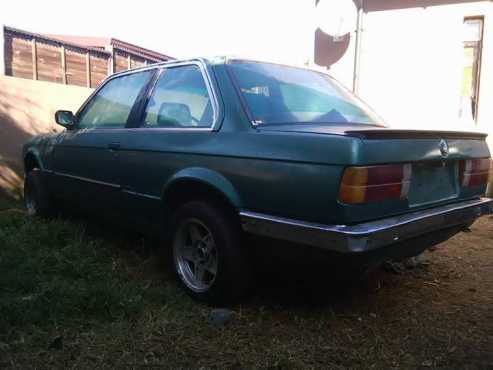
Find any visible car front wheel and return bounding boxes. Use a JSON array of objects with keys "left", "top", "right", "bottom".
[
  {"left": 24, "top": 170, "right": 55, "bottom": 218},
  {"left": 171, "top": 200, "right": 252, "bottom": 305}
]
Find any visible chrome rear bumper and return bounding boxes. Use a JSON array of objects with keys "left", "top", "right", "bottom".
[{"left": 239, "top": 198, "right": 493, "bottom": 253}]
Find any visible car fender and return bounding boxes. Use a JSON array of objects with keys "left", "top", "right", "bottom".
[
  {"left": 23, "top": 147, "right": 45, "bottom": 171},
  {"left": 162, "top": 167, "right": 242, "bottom": 209}
]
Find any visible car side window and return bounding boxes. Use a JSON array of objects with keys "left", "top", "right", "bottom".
[
  {"left": 143, "top": 65, "right": 214, "bottom": 128},
  {"left": 77, "top": 71, "right": 152, "bottom": 129}
]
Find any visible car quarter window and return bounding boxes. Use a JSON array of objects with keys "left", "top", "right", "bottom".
[
  {"left": 143, "top": 65, "right": 214, "bottom": 128},
  {"left": 77, "top": 71, "right": 153, "bottom": 129}
]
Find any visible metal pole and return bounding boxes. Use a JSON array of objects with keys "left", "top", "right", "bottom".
[
  {"left": 352, "top": 0, "right": 364, "bottom": 94},
  {"left": 105, "top": 45, "right": 115, "bottom": 75},
  {"left": 0, "top": 25, "right": 5, "bottom": 75}
]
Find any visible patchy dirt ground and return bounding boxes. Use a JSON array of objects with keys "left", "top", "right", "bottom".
[{"left": 1, "top": 198, "right": 492, "bottom": 369}]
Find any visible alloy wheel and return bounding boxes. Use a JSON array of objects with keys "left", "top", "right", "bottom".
[
  {"left": 173, "top": 218, "right": 218, "bottom": 292},
  {"left": 24, "top": 181, "right": 37, "bottom": 216}
]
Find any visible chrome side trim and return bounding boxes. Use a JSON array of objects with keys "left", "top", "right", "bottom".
[
  {"left": 122, "top": 189, "right": 161, "bottom": 200},
  {"left": 49, "top": 170, "right": 120, "bottom": 189},
  {"left": 123, "top": 127, "right": 215, "bottom": 132},
  {"left": 108, "top": 58, "right": 212, "bottom": 78},
  {"left": 67, "top": 127, "right": 214, "bottom": 135},
  {"left": 46, "top": 169, "right": 161, "bottom": 200},
  {"left": 240, "top": 198, "right": 493, "bottom": 253}
]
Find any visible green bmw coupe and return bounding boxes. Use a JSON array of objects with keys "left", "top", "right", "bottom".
[{"left": 23, "top": 57, "right": 493, "bottom": 303}]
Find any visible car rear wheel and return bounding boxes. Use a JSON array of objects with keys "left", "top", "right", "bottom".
[
  {"left": 24, "top": 170, "right": 55, "bottom": 218},
  {"left": 171, "top": 200, "right": 252, "bottom": 305}
]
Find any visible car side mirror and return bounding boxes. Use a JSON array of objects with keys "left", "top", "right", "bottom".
[{"left": 55, "top": 110, "right": 75, "bottom": 129}]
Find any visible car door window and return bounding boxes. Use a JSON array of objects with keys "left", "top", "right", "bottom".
[
  {"left": 78, "top": 71, "right": 152, "bottom": 129},
  {"left": 143, "top": 65, "right": 214, "bottom": 128}
]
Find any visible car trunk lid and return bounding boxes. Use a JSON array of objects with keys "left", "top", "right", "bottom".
[
  {"left": 342, "top": 129, "right": 490, "bottom": 223},
  {"left": 259, "top": 124, "right": 490, "bottom": 223}
]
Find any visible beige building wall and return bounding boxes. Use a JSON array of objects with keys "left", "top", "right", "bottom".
[
  {"left": 328, "top": 1, "right": 493, "bottom": 149},
  {"left": 0, "top": 75, "right": 91, "bottom": 197}
]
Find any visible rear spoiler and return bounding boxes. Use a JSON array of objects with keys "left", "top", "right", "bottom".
[{"left": 345, "top": 129, "right": 488, "bottom": 140}]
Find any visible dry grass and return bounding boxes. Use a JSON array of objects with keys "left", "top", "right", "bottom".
[{"left": 1, "top": 197, "right": 492, "bottom": 369}]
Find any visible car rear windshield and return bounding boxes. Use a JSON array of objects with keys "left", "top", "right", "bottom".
[{"left": 227, "top": 61, "right": 383, "bottom": 126}]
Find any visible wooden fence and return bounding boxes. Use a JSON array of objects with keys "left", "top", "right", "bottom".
[{"left": 3, "top": 27, "right": 167, "bottom": 88}]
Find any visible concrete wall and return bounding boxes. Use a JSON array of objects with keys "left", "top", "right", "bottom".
[
  {"left": 361, "top": 3, "right": 492, "bottom": 142},
  {"left": 323, "top": 1, "right": 492, "bottom": 195},
  {"left": 326, "top": 1, "right": 493, "bottom": 148},
  {"left": 0, "top": 74, "right": 91, "bottom": 197}
]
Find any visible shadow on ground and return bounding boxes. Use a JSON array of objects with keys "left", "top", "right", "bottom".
[
  {"left": 61, "top": 206, "right": 381, "bottom": 300},
  {"left": 3, "top": 198, "right": 492, "bottom": 369}
]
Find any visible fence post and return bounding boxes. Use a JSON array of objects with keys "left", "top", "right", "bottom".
[
  {"left": 86, "top": 52, "right": 91, "bottom": 88},
  {"left": 31, "top": 38, "right": 37, "bottom": 80},
  {"left": 61, "top": 45, "right": 67, "bottom": 84},
  {"left": 0, "top": 25, "right": 4, "bottom": 75}
]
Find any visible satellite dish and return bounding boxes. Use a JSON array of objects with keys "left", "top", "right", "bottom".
[{"left": 316, "top": 0, "right": 357, "bottom": 37}]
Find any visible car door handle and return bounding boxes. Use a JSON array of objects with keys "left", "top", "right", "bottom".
[{"left": 107, "top": 142, "right": 121, "bottom": 150}]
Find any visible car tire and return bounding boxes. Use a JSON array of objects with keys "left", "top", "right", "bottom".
[
  {"left": 171, "top": 200, "right": 252, "bottom": 305},
  {"left": 24, "top": 170, "right": 55, "bottom": 218}
]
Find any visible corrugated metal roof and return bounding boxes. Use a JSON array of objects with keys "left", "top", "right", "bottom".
[
  {"left": 4, "top": 26, "right": 111, "bottom": 57},
  {"left": 46, "top": 34, "right": 174, "bottom": 62},
  {"left": 4, "top": 26, "right": 174, "bottom": 62},
  {"left": 44, "top": 34, "right": 112, "bottom": 50},
  {"left": 110, "top": 38, "right": 174, "bottom": 61}
]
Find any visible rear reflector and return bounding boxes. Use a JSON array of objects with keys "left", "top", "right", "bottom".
[
  {"left": 339, "top": 164, "right": 412, "bottom": 204},
  {"left": 459, "top": 158, "right": 493, "bottom": 188}
]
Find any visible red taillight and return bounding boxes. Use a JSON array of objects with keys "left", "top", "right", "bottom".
[
  {"left": 459, "top": 158, "right": 493, "bottom": 188},
  {"left": 339, "top": 164, "right": 412, "bottom": 204}
]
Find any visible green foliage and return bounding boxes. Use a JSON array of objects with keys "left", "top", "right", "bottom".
[{"left": 0, "top": 210, "right": 163, "bottom": 336}]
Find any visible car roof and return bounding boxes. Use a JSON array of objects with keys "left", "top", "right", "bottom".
[{"left": 109, "top": 56, "right": 324, "bottom": 79}]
